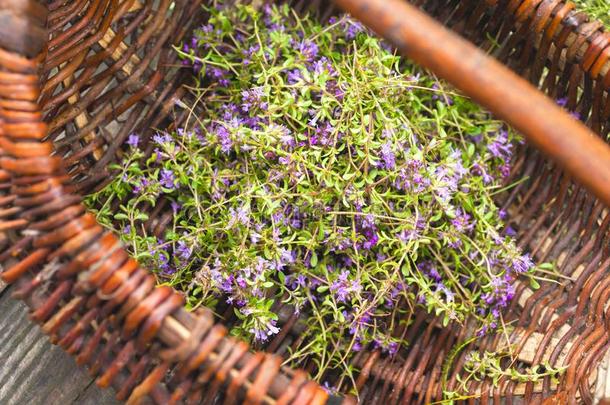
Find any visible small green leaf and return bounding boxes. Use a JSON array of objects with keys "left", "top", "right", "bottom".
[{"left": 309, "top": 252, "right": 318, "bottom": 267}]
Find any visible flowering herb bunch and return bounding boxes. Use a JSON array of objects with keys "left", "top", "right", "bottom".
[{"left": 86, "top": 3, "right": 544, "bottom": 389}]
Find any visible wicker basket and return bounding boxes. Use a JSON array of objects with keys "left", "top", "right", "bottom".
[{"left": 1, "top": 0, "right": 610, "bottom": 403}]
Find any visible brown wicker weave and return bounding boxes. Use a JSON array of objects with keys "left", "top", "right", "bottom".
[{"left": 1, "top": 0, "right": 610, "bottom": 403}]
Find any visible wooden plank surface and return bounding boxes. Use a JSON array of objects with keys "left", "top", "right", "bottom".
[{"left": 0, "top": 284, "right": 120, "bottom": 405}]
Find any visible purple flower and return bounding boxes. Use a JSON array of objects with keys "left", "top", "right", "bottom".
[
  {"left": 482, "top": 275, "right": 516, "bottom": 308},
  {"left": 398, "top": 228, "right": 418, "bottom": 243},
  {"left": 344, "top": 21, "right": 365, "bottom": 40},
  {"left": 511, "top": 254, "right": 534, "bottom": 274},
  {"left": 419, "top": 261, "right": 442, "bottom": 282},
  {"left": 471, "top": 163, "right": 494, "bottom": 184},
  {"left": 449, "top": 154, "right": 468, "bottom": 179},
  {"left": 312, "top": 121, "right": 335, "bottom": 146},
  {"left": 133, "top": 177, "right": 150, "bottom": 194},
  {"left": 210, "top": 67, "right": 230, "bottom": 87},
  {"left": 241, "top": 44, "right": 260, "bottom": 65},
  {"left": 488, "top": 130, "right": 512, "bottom": 161},
  {"left": 153, "top": 132, "right": 172, "bottom": 145},
  {"left": 451, "top": 209, "right": 475, "bottom": 233},
  {"left": 569, "top": 110, "right": 581, "bottom": 120},
  {"left": 417, "top": 293, "right": 427, "bottom": 304},
  {"left": 379, "top": 142, "right": 396, "bottom": 170},
  {"left": 556, "top": 97, "right": 568, "bottom": 108},
  {"left": 286, "top": 273, "right": 308, "bottom": 290},
  {"left": 250, "top": 319, "right": 280, "bottom": 342},
  {"left": 500, "top": 163, "right": 512, "bottom": 178},
  {"left": 279, "top": 248, "right": 296, "bottom": 266},
  {"left": 286, "top": 69, "right": 302, "bottom": 84},
  {"left": 126, "top": 133, "right": 140, "bottom": 148},
  {"left": 386, "top": 341, "right": 399, "bottom": 356},
  {"left": 312, "top": 57, "right": 336, "bottom": 76},
  {"left": 435, "top": 282, "right": 455, "bottom": 303},
  {"left": 330, "top": 270, "right": 353, "bottom": 302},
  {"left": 228, "top": 205, "right": 250, "bottom": 228},
  {"left": 279, "top": 131, "right": 296, "bottom": 149},
  {"left": 431, "top": 83, "right": 453, "bottom": 104},
  {"left": 361, "top": 214, "right": 375, "bottom": 229},
  {"left": 361, "top": 228, "right": 379, "bottom": 250},
  {"left": 327, "top": 80, "right": 345, "bottom": 100},
  {"left": 236, "top": 275, "right": 247, "bottom": 289},
  {"left": 221, "top": 275, "right": 235, "bottom": 293},
  {"left": 241, "top": 87, "right": 266, "bottom": 113},
  {"left": 298, "top": 40, "right": 319, "bottom": 61},
  {"left": 175, "top": 240, "right": 192, "bottom": 261},
  {"left": 160, "top": 169, "right": 177, "bottom": 189},
  {"left": 322, "top": 382, "right": 339, "bottom": 396},
  {"left": 157, "top": 250, "right": 173, "bottom": 275},
  {"left": 216, "top": 125, "right": 233, "bottom": 153},
  {"left": 198, "top": 25, "right": 212, "bottom": 37}
]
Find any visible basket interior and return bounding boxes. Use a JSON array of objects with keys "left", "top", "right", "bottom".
[{"left": 11, "top": 0, "right": 610, "bottom": 403}]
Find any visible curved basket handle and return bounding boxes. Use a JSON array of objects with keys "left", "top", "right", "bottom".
[
  {"left": 0, "top": 1, "right": 355, "bottom": 404},
  {"left": 334, "top": 0, "right": 610, "bottom": 208}
]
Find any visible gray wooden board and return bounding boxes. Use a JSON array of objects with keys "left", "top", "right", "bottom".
[{"left": 0, "top": 286, "right": 120, "bottom": 405}]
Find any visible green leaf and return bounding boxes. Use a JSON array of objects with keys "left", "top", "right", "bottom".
[
  {"left": 538, "top": 262, "right": 554, "bottom": 270},
  {"left": 309, "top": 252, "right": 318, "bottom": 267}
]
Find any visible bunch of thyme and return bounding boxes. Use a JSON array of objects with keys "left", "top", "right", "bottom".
[{"left": 86, "top": 2, "right": 548, "bottom": 392}]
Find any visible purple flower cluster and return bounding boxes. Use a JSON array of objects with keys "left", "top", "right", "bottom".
[
  {"left": 394, "top": 158, "right": 430, "bottom": 193},
  {"left": 379, "top": 142, "right": 396, "bottom": 170},
  {"left": 210, "top": 67, "right": 230, "bottom": 87},
  {"left": 357, "top": 215, "right": 379, "bottom": 250},
  {"left": 330, "top": 270, "right": 362, "bottom": 302},
  {"left": 127, "top": 133, "right": 139, "bottom": 148},
  {"left": 133, "top": 177, "right": 150, "bottom": 194},
  {"left": 488, "top": 130, "right": 512, "bottom": 165},
  {"left": 175, "top": 239, "right": 192, "bottom": 261},
  {"left": 160, "top": 169, "right": 178, "bottom": 189},
  {"left": 309, "top": 121, "right": 336, "bottom": 147},
  {"left": 398, "top": 217, "right": 426, "bottom": 243},
  {"left": 241, "top": 87, "right": 267, "bottom": 113},
  {"left": 478, "top": 274, "right": 515, "bottom": 335},
  {"left": 215, "top": 124, "right": 233, "bottom": 154},
  {"left": 451, "top": 208, "right": 475, "bottom": 234},
  {"left": 328, "top": 17, "right": 366, "bottom": 40},
  {"left": 297, "top": 39, "right": 319, "bottom": 61},
  {"left": 137, "top": 2, "right": 538, "bottom": 374},
  {"left": 228, "top": 205, "right": 250, "bottom": 228},
  {"left": 249, "top": 318, "right": 280, "bottom": 342}
]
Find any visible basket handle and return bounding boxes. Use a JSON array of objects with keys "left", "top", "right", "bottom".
[
  {"left": 0, "top": 2, "right": 355, "bottom": 404},
  {"left": 334, "top": 0, "right": 610, "bottom": 208}
]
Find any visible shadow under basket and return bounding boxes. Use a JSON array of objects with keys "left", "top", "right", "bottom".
[{"left": 0, "top": 0, "right": 610, "bottom": 404}]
